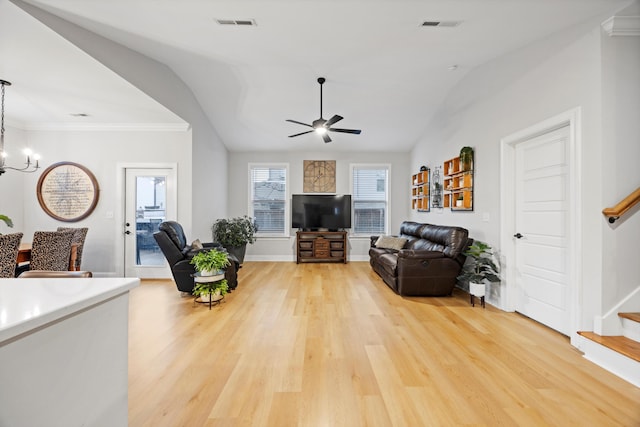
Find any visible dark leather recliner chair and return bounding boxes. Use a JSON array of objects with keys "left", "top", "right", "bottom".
[{"left": 153, "top": 221, "right": 239, "bottom": 293}]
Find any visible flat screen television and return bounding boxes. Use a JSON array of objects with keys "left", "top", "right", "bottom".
[{"left": 291, "top": 194, "right": 352, "bottom": 230}]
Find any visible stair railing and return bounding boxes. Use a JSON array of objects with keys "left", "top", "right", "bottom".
[{"left": 602, "top": 187, "right": 640, "bottom": 223}]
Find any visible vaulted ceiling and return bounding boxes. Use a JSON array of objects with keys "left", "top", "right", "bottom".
[{"left": 1, "top": 0, "right": 632, "bottom": 152}]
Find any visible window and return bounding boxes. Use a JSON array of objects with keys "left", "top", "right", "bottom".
[
  {"left": 249, "top": 164, "right": 288, "bottom": 236},
  {"left": 351, "top": 164, "right": 389, "bottom": 235}
]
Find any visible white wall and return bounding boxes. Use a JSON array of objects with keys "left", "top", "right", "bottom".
[
  {"left": 411, "top": 9, "right": 640, "bottom": 331},
  {"left": 12, "top": 0, "right": 229, "bottom": 240},
  {"left": 600, "top": 7, "right": 640, "bottom": 312},
  {"left": 228, "top": 150, "right": 410, "bottom": 261},
  {"left": 16, "top": 128, "right": 192, "bottom": 276}
]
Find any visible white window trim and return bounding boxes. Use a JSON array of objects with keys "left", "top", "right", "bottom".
[
  {"left": 248, "top": 162, "right": 290, "bottom": 238},
  {"left": 349, "top": 163, "right": 391, "bottom": 237}
]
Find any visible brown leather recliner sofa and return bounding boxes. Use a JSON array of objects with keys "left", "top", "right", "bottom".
[{"left": 369, "top": 221, "right": 472, "bottom": 296}]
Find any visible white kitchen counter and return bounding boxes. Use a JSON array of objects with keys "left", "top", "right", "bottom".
[{"left": 0, "top": 277, "right": 139, "bottom": 427}]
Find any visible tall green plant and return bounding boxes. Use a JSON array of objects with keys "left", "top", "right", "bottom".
[
  {"left": 0, "top": 214, "right": 13, "bottom": 235},
  {"left": 212, "top": 216, "right": 257, "bottom": 247},
  {"left": 457, "top": 241, "right": 500, "bottom": 284}
]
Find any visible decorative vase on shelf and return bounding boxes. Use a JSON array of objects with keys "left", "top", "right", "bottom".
[{"left": 460, "top": 146, "right": 474, "bottom": 171}]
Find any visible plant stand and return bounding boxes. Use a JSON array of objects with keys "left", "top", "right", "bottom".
[{"left": 469, "top": 282, "right": 486, "bottom": 308}]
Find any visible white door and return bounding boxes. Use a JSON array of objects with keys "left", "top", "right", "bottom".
[
  {"left": 124, "top": 168, "right": 177, "bottom": 278},
  {"left": 514, "top": 125, "right": 571, "bottom": 335}
]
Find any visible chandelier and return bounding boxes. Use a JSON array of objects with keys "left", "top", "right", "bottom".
[{"left": 0, "top": 79, "right": 40, "bottom": 175}]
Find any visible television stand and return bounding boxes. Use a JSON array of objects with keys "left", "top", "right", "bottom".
[{"left": 296, "top": 231, "right": 347, "bottom": 264}]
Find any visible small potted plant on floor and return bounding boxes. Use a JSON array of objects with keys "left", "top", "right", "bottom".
[
  {"left": 211, "top": 215, "right": 257, "bottom": 264},
  {"left": 190, "top": 248, "right": 231, "bottom": 302},
  {"left": 457, "top": 241, "right": 500, "bottom": 305}
]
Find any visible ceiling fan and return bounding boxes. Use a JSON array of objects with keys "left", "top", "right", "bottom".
[{"left": 286, "top": 77, "right": 361, "bottom": 143}]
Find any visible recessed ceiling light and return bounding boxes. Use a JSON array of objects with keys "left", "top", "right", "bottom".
[
  {"left": 215, "top": 18, "right": 257, "bottom": 26},
  {"left": 421, "top": 20, "right": 462, "bottom": 27},
  {"left": 70, "top": 113, "right": 90, "bottom": 117},
  {"left": 448, "top": 65, "right": 458, "bottom": 71}
]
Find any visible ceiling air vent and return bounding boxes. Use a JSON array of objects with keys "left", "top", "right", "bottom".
[
  {"left": 421, "top": 20, "right": 462, "bottom": 27},
  {"left": 216, "top": 18, "right": 257, "bottom": 26}
]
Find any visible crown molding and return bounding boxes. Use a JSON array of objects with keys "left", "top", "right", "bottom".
[
  {"left": 23, "top": 122, "right": 191, "bottom": 132},
  {"left": 602, "top": 16, "right": 640, "bottom": 37}
]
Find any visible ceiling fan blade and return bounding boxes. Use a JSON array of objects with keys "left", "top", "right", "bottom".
[
  {"left": 324, "top": 114, "right": 343, "bottom": 127},
  {"left": 328, "top": 128, "right": 362, "bottom": 134},
  {"left": 322, "top": 133, "right": 332, "bottom": 143},
  {"left": 286, "top": 119, "right": 313, "bottom": 128},
  {"left": 289, "top": 130, "right": 314, "bottom": 138}
]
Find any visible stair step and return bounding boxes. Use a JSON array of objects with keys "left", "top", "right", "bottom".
[
  {"left": 619, "top": 312, "right": 640, "bottom": 323},
  {"left": 578, "top": 331, "right": 640, "bottom": 362}
]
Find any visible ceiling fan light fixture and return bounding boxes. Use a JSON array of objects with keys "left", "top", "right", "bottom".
[{"left": 286, "top": 77, "right": 361, "bottom": 143}]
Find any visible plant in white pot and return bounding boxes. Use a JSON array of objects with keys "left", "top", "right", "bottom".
[
  {"left": 190, "top": 248, "right": 230, "bottom": 276},
  {"left": 190, "top": 249, "right": 230, "bottom": 302},
  {"left": 457, "top": 241, "right": 500, "bottom": 307},
  {"left": 192, "top": 279, "right": 229, "bottom": 303}
]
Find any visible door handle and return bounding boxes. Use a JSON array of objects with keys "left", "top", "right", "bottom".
[
  {"left": 125, "top": 230, "right": 131, "bottom": 235},
  {"left": 513, "top": 233, "right": 523, "bottom": 239}
]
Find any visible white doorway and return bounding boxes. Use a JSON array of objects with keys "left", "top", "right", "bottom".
[
  {"left": 501, "top": 109, "right": 581, "bottom": 342},
  {"left": 123, "top": 166, "right": 177, "bottom": 278}
]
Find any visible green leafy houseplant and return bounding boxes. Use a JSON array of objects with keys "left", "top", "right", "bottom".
[
  {"left": 457, "top": 241, "right": 500, "bottom": 284},
  {"left": 190, "top": 249, "right": 231, "bottom": 301},
  {"left": 192, "top": 278, "right": 229, "bottom": 299},
  {"left": 211, "top": 216, "right": 257, "bottom": 247},
  {"left": 460, "top": 146, "right": 474, "bottom": 171},
  {"left": 0, "top": 214, "right": 13, "bottom": 235},
  {"left": 190, "top": 248, "right": 231, "bottom": 275}
]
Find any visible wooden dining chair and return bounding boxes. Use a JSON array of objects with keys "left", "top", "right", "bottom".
[
  {"left": 57, "top": 227, "right": 88, "bottom": 270},
  {"left": 29, "top": 230, "right": 75, "bottom": 271},
  {"left": 0, "top": 232, "right": 23, "bottom": 278}
]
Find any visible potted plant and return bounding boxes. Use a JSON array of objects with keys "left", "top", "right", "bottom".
[
  {"left": 192, "top": 278, "right": 229, "bottom": 303},
  {"left": 211, "top": 215, "right": 257, "bottom": 264},
  {"left": 190, "top": 248, "right": 231, "bottom": 303},
  {"left": 457, "top": 241, "right": 500, "bottom": 301},
  {"left": 456, "top": 193, "right": 464, "bottom": 208},
  {"left": 0, "top": 214, "right": 12, "bottom": 235},
  {"left": 460, "top": 146, "right": 474, "bottom": 171},
  {"left": 190, "top": 248, "right": 230, "bottom": 276}
]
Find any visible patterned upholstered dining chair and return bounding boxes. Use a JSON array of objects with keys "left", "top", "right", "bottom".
[
  {"left": 29, "top": 230, "right": 75, "bottom": 271},
  {"left": 0, "top": 232, "right": 23, "bottom": 278},
  {"left": 18, "top": 270, "right": 93, "bottom": 278},
  {"left": 57, "top": 227, "right": 88, "bottom": 270}
]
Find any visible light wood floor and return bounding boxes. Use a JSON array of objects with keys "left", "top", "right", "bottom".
[{"left": 128, "top": 262, "right": 640, "bottom": 427}]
